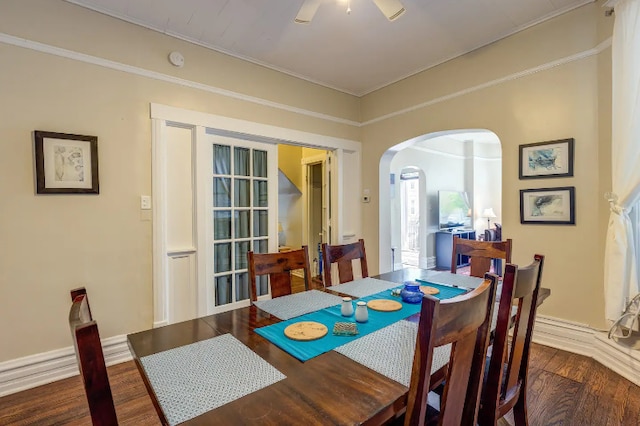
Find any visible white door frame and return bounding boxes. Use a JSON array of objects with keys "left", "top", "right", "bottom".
[{"left": 150, "top": 103, "right": 361, "bottom": 327}]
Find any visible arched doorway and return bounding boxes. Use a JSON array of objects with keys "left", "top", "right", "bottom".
[{"left": 380, "top": 129, "right": 502, "bottom": 273}]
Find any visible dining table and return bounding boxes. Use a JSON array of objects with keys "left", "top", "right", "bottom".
[{"left": 127, "top": 268, "right": 551, "bottom": 426}]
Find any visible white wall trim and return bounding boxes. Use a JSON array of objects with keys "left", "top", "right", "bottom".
[
  {"left": 533, "top": 315, "right": 640, "bottom": 387},
  {"left": 0, "top": 335, "right": 130, "bottom": 398},
  {"left": 152, "top": 104, "right": 361, "bottom": 153},
  {"left": 362, "top": 38, "right": 613, "bottom": 126},
  {"left": 0, "top": 32, "right": 359, "bottom": 127},
  {"left": 410, "top": 145, "right": 502, "bottom": 161},
  {"left": 0, "top": 32, "right": 610, "bottom": 128}
]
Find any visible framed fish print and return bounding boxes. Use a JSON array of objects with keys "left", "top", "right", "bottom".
[
  {"left": 520, "top": 187, "right": 575, "bottom": 225},
  {"left": 519, "top": 138, "right": 574, "bottom": 179}
]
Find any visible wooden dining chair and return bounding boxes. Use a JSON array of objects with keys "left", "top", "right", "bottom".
[
  {"left": 403, "top": 274, "right": 498, "bottom": 426},
  {"left": 248, "top": 246, "right": 311, "bottom": 301},
  {"left": 478, "top": 254, "right": 545, "bottom": 426},
  {"left": 69, "top": 287, "right": 118, "bottom": 426},
  {"left": 321, "top": 239, "right": 368, "bottom": 287},
  {"left": 451, "top": 237, "right": 512, "bottom": 278}
]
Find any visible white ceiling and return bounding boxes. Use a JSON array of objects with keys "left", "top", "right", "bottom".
[{"left": 66, "top": 0, "right": 595, "bottom": 96}]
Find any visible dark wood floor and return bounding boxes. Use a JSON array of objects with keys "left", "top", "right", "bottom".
[{"left": 1, "top": 343, "right": 638, "bottom": 425}]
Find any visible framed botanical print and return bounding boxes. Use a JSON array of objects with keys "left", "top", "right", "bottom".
[{"left": 34, "top": 131, "right": 99, "bottom": 194}]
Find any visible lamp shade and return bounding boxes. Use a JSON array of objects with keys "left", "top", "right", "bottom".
[{"left": 482, "top": 208, "right": 497, "bottom": 218}]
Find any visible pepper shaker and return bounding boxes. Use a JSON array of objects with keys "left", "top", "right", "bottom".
[
  {"left": 341, "top": 297, "right": 354, "bottom": 316},
  {"left": 355, "top": 301, "right": 368, "bottom": 323}
]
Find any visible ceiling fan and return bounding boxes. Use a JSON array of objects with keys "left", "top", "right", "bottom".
[{"left": 295, "top": 0, "right": 405, "bottom": 24}]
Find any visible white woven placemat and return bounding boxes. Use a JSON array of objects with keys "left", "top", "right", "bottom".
[
  {"left": 335, "top": 320, "right": 451, "bottom": 387},
  {"left": 253, "top": 290, "right": 343, "bottom": 320},
  {"left": 140, "top": 334, "right": 286, "bottom": 425},
  {"left": 326, "top": 277, "right": 401, "bottom": 298},
  {"left": 424, "top": 271, "right": 484, "bottom": 289}
]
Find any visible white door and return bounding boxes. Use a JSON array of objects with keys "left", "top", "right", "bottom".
[
  {"left": 303, "top": 152, "right": 333, "bottom": 277},
  {"left": 323, "top": 152, "right": 333, "bottom": 245},
  {"left": 201, "top": 133, "right": 278, "bottom": 313}
]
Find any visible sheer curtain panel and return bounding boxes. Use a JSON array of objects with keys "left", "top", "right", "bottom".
[{"left": 604, "top": 0, "right": 640, "bottom": 321}]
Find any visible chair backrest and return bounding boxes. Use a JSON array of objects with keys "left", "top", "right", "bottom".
[
  {"left": 321, "top": 239, "right": 369, "bottom": 287},
  {"left": 248, "top": 246, "right": 311, "bottom": 301},
  {"left": 451, "top": 237, "right": 512, "bottom": 278},
  {"left": 69, "top": 287, "right": 118, "bottom": 426},
  {"left": 478, "top": 254, "right": 545, "bottom": 425},
  {"left": 405, "top": 275, "right": 498, "bottom": 426}
]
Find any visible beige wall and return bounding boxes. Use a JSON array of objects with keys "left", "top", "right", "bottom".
[
  {"left": 0, "top": 0, "right": 615, "bottom": 366},
  {"left": 360, "top": 1, "right": 613, "bottom": 329},
  {"left": 0, "top": 0, "right": 359, "bottom": 362}
]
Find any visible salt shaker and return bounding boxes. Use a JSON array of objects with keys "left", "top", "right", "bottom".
[
  {"left": 355, "top": 301, "right": 368, "bottom": 323},
  {"left": 341, "top": 297, "right": 354, "bottom": 316}
]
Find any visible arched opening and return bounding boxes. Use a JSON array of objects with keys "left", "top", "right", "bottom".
[{"left": 380, "top": 129, "right": 502, "bottom": 273}]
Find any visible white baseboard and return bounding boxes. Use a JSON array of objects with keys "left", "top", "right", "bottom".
[
  {"left": 426, "top": 256, "right": 436, "bottom": 270},
  {"left": 533, "top": 315, "right": 640, "bottom": 386},
  {"left": 2, "top": 315, "right": 639, "bottom": 398},
  {"left": 0, "top": 334, "right": 131, "bottom": 398}
]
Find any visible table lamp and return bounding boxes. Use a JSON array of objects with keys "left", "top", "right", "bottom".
[{"left": 482, "top": 208, "right": 497, "bottom": 229}]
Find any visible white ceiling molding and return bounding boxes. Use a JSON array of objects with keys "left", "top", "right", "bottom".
[
  {"left": 0, "top": 32, "right": 359, "bottom": 127},
  {"left": 0, "top": 32, "right": 611, "bottom": 129},
  {"left": 362, "top": 37, "right": 612, "bottom": 126}
]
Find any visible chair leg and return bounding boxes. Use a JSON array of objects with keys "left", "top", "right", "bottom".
[{"left": 512, "top": 391, "right": 529, "bottom": 426}]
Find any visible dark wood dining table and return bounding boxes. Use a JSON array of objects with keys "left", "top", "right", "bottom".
[{"left": 127, "top": 268, "right": 550, "bottom": 425}]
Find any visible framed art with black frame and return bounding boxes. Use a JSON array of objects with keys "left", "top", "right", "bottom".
[
  {"left": 520, "top": 187, "right": 575, "bottom": 225},
  {"left": 34, "top": 131, "right": 99, "bottom": 194},
  {"left": 519, "top": 138, "right": 574, "bottom": 179}
]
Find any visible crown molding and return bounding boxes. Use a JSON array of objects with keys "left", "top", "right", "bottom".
[{"left": 1, "top": 32, "right": 611, "bottom": 130}]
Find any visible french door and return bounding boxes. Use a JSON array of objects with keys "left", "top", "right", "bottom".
[{"left": 202, "top": 132, "right": 278, "bottom": 313}]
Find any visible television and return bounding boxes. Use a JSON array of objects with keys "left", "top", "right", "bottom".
[{"left": 438, "top": 190, "right": 471, "bottom": 230}]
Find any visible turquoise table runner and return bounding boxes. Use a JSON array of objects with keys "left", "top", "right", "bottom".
[{"left": 255, "top": 283, "right": 466, "bottom": 361}]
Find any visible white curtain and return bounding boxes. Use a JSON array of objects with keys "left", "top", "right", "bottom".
[{"left": 604, "top": 0, "right": 640, "bottom": 321}]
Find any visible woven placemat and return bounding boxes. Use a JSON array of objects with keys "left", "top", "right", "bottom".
[
  {"left": 335, "top": 320, "right": 451, "bottom": 387},
  {"left": 284, "top": 321, "right": 328, "bottom": 341},
  {"left": 326, "top": 277, "right": 400, "bottom": 298},
  {"left": 422, "top": 272, "right": 484, "bottom": 289},
  {"left": 254, "top": 290, "right": 343, "bottom": 320},
  {"left": 140, "top": 334, "right": 286, "bottom": 425}
]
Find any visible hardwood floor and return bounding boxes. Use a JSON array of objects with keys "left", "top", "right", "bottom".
[{"left": 1, "top": 343, "right": 638, "bottom": 425}]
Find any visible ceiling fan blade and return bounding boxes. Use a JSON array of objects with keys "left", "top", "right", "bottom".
[
  {"left": 372, "top": 0, "right": 406, "bottom": 21},
  {"left": 295, "top": 0, "right": 322, "bottom": 24}
]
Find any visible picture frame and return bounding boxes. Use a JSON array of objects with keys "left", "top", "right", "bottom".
[
  {"left": 34, "top": 131, "right": 99, "bottom": 194},
  {"left": 519, "top": 138, "right": 574, "bottom": 179},
  {"left": 520, "top": 187, "right": 575, "bottom": 225}
]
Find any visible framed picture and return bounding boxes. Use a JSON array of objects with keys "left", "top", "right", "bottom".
[
  {"left": 34, "top": 131, "right": 99, "bottom": 194},
  {"left": 520, "top": 187, "right": 575, "bottom": 225},
  {"left": 519, "top": 138, "right": 574, "bottom": 179}
]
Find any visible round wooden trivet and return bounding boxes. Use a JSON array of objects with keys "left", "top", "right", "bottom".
[
  {"left": 367, "top": 299, "right": 403, "bottom": 312},
  {"left": 420, "top": 285, "right": 440, "bottom": 295},
  {"left": 284, "top": 321, "right": 328, "bottom": 341}
]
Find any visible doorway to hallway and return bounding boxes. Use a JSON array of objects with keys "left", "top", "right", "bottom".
[{"left": 400, "top": 169, "right": 420, "bottom": 268}]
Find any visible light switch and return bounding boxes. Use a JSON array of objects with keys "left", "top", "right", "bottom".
[{"left": 140, "top": 195, "right": 152, "bottom": 210}]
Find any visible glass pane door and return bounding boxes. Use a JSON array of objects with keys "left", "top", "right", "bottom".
[{"left": 211, "top": 136, "right": 275, "bottom": 309}]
